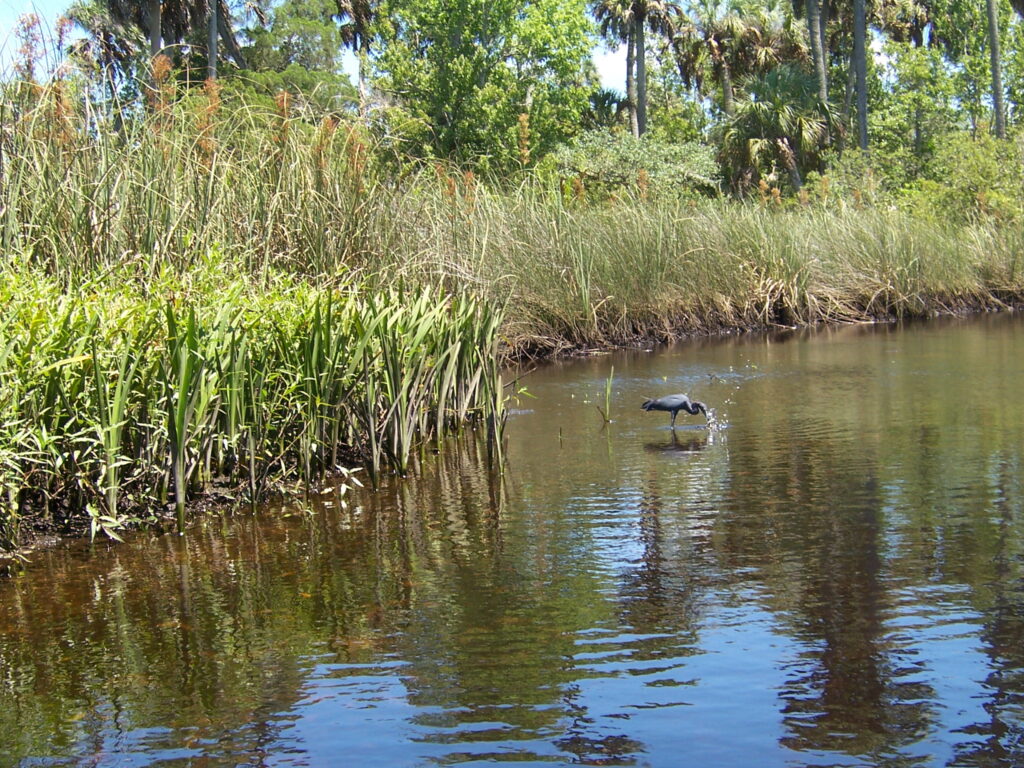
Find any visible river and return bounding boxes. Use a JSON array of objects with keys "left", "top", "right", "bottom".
[{"left": 1, "top": 314, "right": 1022, "bottom": 767}]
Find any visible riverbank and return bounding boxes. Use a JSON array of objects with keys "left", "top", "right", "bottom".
[
  {"left": 4, "top": 99, "right": 1024, "bottom": 555},
  {"left": 4, "top": 202, "right": 1023, "bottom": 556}
]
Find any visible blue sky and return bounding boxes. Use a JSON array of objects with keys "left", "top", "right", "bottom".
[{"left": 1, "top": 0, "right": 627, "bottom": 89}]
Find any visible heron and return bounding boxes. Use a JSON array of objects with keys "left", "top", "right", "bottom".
[{"left": 641, "top": 394, "right": 709, "bottom": 427}]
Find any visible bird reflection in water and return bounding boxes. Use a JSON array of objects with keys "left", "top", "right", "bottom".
[{"left": 645, "top": 429, "right": 711, "bottom": 455}]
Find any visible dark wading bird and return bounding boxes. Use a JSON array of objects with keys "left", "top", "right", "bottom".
[{"left": 641, "top": 394, "right": 709, "bottom": 427}]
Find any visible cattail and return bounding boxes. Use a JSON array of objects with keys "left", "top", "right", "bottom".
[
  {"left": 517, "top": 112, "right": 530, "bottom": 166},
  {"left": 14, "top": 13, "right": 41, "bottom": 83},
  {"left": 345, "top": 126, "right": 367, "bottom": 195},
  {"left": 572, "top": 175, "right": 585, "bottom": 202},
  {"left": 637, "top": 168, "right": 650, "bottom": 201},
  {"left": 434, "top": 163, "right": 456, "bottom": 202},
  {"left": 55, "top": 15, "right": 73, "bottom": 56},
  {"left": 758, "top": 178, "right": 770, "bottom": 206},
  {"left": 462, "top": 170, "right": 477, "bottom": 211},
  {"left": 274, "top": 90, "right": 291, "bottom": 145},
  {"left": 149, "top": 54, "right": 174, "bottom": 130},
  {"left": 197, "top": 78, "right": 221, "bottom": 167},
  {"left": 48, "top": 80, "right": 75, "bottom": 149},
  {"left": 314, "top": 117, "right": 339, "bottom": 167}
]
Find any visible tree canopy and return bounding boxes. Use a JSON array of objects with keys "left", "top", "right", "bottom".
[{"left": 10, "top": 0, "right": 1024, "bottom": 192}]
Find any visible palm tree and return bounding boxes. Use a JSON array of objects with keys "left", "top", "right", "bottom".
[
  {"left": 719, "top": 64, "right": 829, "bottom": 191},
  {"left": 207, "top": 0, "right": 218, "bottom": 78},
  {"left": 75, "top": 0, "right": 246, "bottom": 75},
  {"left": 853, "top": 0, "right": 867, "bottom": 148},
  {"left": 632, "top": 0, "right": 684, "bottom": 134},
  {"left": 987, "top": 0, "right": 1006, "bottom": 138},
  {"left": 794, "top": 0, "right": 828, "bottom": 104},
  {"left": 584, "top": 87, "right": 627, "bottom": 129},
  {"left": 592, "top": 0, "right": 683, "bottom": 136},
  {"left": 334, "top": 0, "right": 376, "bottom": 116},
  {"left": 673, "top": 4, "right": 745, "bottom": 116},
  {"left": 65, "top": 0, "right": 145, "bottom": 94},
  {"left": 147, "top": 0, "right": 161, "bottom": 57},
  {"left": 673, "top": 0, "right": 804, "bottom": 117},
  {"left": 592, "top": 0, "right": 639, "bottom": 136}
]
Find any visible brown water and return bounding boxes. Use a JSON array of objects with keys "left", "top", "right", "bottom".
[{"left": 2, "top": 314, "right": 1023, "bottom": 767}]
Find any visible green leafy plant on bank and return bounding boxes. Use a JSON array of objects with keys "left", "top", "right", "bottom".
[{"left": 0, "top": 262, "right": 506, "bottom": 549}]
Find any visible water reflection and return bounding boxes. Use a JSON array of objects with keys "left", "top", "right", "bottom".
[
  {"left": 643, "top": 428, "right": 710, "bottom": 455},
  {"left": 1, "top": 314, "right": 1023, "bottom": 766}
]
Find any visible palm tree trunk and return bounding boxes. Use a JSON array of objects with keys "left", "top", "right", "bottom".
[
  {"left": 207, "top": 0, "right": 218, "bottom": 79},
  {"left": 635, "top": 15, "right": 647, "bottom": 135},
  {"left": 987, "top": 0, "right": 1006, "bottom": 138},
  {"left": 626, "top": 27, "right": 638, "bottom": 138},
  {"left": 148, "top": 0, "right": 161, "bottom": 58},
  {"left": 805, "top": 0, "right": 828, "bottom": 103},
  {"left": 778, "top": 138, "right": 802, "bottom": 190},
  {"left": 218, "top": 2, "right": 246, "bottom": 69},
  {"left": 853, "top": 0, "right": 868, "bottom": 149},
  {"left": 358, "top": 42, "right": 369, "bottom": 118},
  {"left": 720, "top": 60, "right": 735, "bottom": 117},
  {"left": 842, "top": 55, "right": 854, "bottom": 122}
]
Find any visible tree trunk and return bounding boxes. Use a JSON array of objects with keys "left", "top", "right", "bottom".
[
  {"left": 218, "top": 1, "right": 246, "bottom": 69},
  {"left": 842, "top": 54, "right": 854, "bottom": 121},
  {"left": 805, "top": 0, "right": 828, "bottom": 104},
  {"left": 987, "top": 0, "right": 1006, "bottom": 138},
  {"left": 635, "top": 15, "right": 647, "bottom": 135},
  {"left": 207, "top": 0, "right": 218, "bottom": 79},
  {"left": 626, "top": 27, "right": 638, "bottom": 138},
  {"left": 358, "top": 43, "right": 369, "bottom": 118},
  {"left": 853, "top": 0, "right": 868, "bottom": 149},
  {"left": 778, "top": 138, "right": 802, "bottom": 190},
  {"left": 720, "top": 60, "right": 735, "bottom": 117},
  {"left": 148, "top": 0, "right": 161, "bottom": 58}
]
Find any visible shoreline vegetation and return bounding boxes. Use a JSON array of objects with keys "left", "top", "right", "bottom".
[{"left": 2, "top": 86, "right": 1023, "bottom": 557}]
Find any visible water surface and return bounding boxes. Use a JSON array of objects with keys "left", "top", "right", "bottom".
[{"left": 2, "top": 314, "right": 1023, "bottom": 767}]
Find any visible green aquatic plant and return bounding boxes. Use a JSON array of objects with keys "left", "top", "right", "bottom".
[
  {"left": 596, "top": 366, "right": 614, "bottom": 424},
  {"left": 0, "top": 262, "right": 506, "bottom": 549}
]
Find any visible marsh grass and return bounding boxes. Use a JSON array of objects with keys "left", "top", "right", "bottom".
[{"left": 2, "top": 78, "right": 1023, "bottom": 549}]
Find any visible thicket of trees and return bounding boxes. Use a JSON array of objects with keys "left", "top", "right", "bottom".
[{"left": 9, "top": 0, "right": 1024, "bottom": 213}]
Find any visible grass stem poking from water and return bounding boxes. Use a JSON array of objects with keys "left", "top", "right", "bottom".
[{"left": 596, "top": 366, "right": 614, "bottom": 424}]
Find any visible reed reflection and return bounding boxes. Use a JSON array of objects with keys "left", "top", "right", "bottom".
[{"left": 2, "top": 315, "right": 1024, "bottom": 766}]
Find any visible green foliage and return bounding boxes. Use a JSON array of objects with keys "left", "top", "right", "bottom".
[
  {"left": 643, "top": 60, "right": 711, "bottom": 143},
  {"left": 224, "top": 65, "right": 357, "bottom": 118},
  {"left": 244, "top": 0, "right": 346, "bottom": 72},
  {"left": 551, "top": 129, "right": 720, "bottom": 197},
  {"left": 373, "top": 0, "right": 595, "bottom": 172},
  {"left": 0, "top": 259, "right": 505, "bottom": 547},
  {"left": 718, "top": 64, "right": 830, "bottom": 191},
  {"left": 232, "top": 0, "right": 358, "bottom": 117},
  {"left": 871, "top": 41, "right": 959, "bottom": 178},
  {"left": 900, "top": 130, "right": 1024, "bottom": 224}
]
